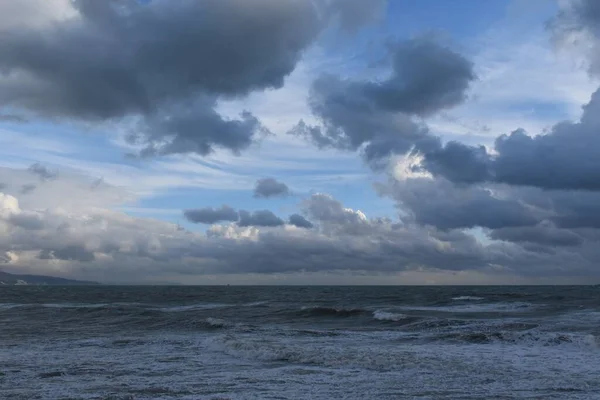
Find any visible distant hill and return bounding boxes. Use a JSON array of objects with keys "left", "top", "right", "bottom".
[{"left": 0, "top": 270, "right": 99, "bottom": 286}]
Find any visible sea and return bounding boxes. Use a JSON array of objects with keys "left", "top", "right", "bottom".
[{"left": 1, "top": 286, "right": 599, "bottom": 400}]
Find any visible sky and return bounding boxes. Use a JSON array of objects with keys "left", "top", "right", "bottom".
[{"left": 1, "top": 0, "right": 600, "bottom": 285}]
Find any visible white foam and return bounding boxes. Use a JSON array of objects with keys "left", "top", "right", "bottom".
[
  {"left": 159, "top": 303, "right": 230, "bottom": 312},
  {"left": 401, "top": 302, "right": 534, "bottom": 313},
  {"left": 452, "top": 296, "right": 484, "bottom": 301},
  {"left": 0, "top": 303, "right": 23, "bottom": 310},
  {"left": 205, "top": 317, "right": 228, "bottom": 327},
  {"left": 373, "top": 310, "right": 408, "bottom": 321}
]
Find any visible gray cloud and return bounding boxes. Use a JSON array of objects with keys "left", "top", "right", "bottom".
[
  {"left": 28, "top": 163, "right": 57, "bottom": 180},
  {"left": 184, "top": 205, "right": 239, "bottom": 225},
  {"left": 20, "top": 184, "right": 36, "bottom": 194},
  {"left": 490, "top": 225, "right": 583, "bottom": 247},
  {"left": 3, "top": 171, "right": 600, "bottom": 283},
  {"left": 9, "top": 212, "right": 44, "bottom": 230},
  {"left": 422, "top": 87, "right": 600, "bottom": 191},
  {"left": 550, "top": 0, "right": 600, "bottom": 77},
  {"left": 382, "top": 178, "right": 542, "bottom": 230},
  {"left": 238, "top": 210, "right": 284, "bottom": 227},
  {"left": 291, "top": 38, "right": 475, "bottom": 166},
  {"left": 0, "top": 0, "right": 384, "bottom": 157},
  {"left": 39, "top": 245, "right": 95, "bottom": 262},
  {"left": 288, "top": 213, "right": 314, "bottom": 229},
  {"left": 0, "top": 114, "right": 27, "bottom": 123},
  {"left": 327, "top": 0, "right": 386, "bottom": 32},
  {"left": 254, "top": 178, "right": 290, "bottom": 198}
]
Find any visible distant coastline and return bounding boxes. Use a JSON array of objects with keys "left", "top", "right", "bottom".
[{"left": 0, "top": 270, "right": 99, "bottom": 286}]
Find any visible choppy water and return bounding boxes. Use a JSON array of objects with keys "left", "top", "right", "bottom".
[{"left": 1, "top": 286, "right": 600, "bottom": 399}]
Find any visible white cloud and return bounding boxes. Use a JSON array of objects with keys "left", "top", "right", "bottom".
[{"left": 0, "top": 0, "right": 76, "bottom": 31}]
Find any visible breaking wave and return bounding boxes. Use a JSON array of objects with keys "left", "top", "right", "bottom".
[
  {"left": 373, "top": 310, "right": 409, "bottom": 321},
  {"left": 297, "top": 306, "right": 369, "bottom": 318},
  {"left": 452, "top": 296, "right": 484, "bottom": 301}
]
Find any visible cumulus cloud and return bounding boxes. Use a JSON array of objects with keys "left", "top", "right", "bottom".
[
  {"left": 238, "top": 210, "right": 285, "bottom": 227},
  {"left": 489, "top": 224, "right": 583, "bottom": 247},
  {"left": 380, "top": 177, "right": 542, "bottom": 230},
  {"left": 288, "top": 213, "right": 314, "bottom": 229},
  {"left": 2, "top": 166, "right": 600, "bottom": 283},
  {"left": 291, "top": 38, "right": 475, "bottom": 166},
  {"left": 184, "top": 204, "right": 305, "bottom": 228},
  {"left": 0, "top": 0, "right": 385, "bottom": 157},
  {"left": 421, "top": 87, "right": 600, "bottom": 191},
  {"left": 253, "top": 178, "right": 290, "bottom": 198},
  {"left": 183, "top": 205, "right": 239, "bottom": 225}
]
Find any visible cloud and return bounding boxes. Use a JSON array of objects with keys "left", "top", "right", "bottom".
[
  {"left": 0, "top": 0, "right": 384, "bottom": 157},
  {"left": 2, "top": 169, "right": 600, "bottom": 284},
  {"left": 489, "top": 224, "right": 583, "bottom": 247},
  {"left": 19, "top": 184, "right": 36, "bottom": 195},
  {"left": 380, "top": 177, "right": 542, "bottom": 230},
  {"left": 0, "top": 166, "right": 133, "bottom": 211},
  {"left": 254, "top": 177, "right": 290, "bottom": 198},
  {"left": 410, "top": 3, "right": 600, "bottom": 192},
  {"left": 550, "top": 0, "right": 600, "bottom": 77},
  {"left": 422, "top": 87, "right": 600, "bottom": 191},
  {"left": 28, "top": 163, "right": 57, "bottom": 180},
  {"left": 9, "top": 212, "right": 44, "bottom": 230},
  {"left": 183, "top": 205, "right": 239, "bottom": 225},
  {"left": 326, "top": 0, "right": 386, "bottom": 32},
  {"left": 288, "top": 213, "right": 313, "bottom": 229},
  {"left": 291, "top": 38, "right": 475, "bottom": 166},
  {"left": 39, "top": 245, "right": 95, "bottom": 262},
  {"left": 238, "top": 209, "right": 284, "bottom": 227}
]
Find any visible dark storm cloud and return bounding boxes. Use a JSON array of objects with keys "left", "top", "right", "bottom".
[
  {"left": 254, "top": 178, "right": 290, "bottom": 198},
  {"left": 288, "top": 213, "right": 313, "bottom": 229},
  {"left": 28, "top": 163, "right": 57, "bottom": 180},
  {"left": 489, "top": 225, "right": 583, "bottom": 247},
  {"left": 411, "top": 3, "right": 600, "bottom": 191},
  {"left": 0, "top": 0, "right": 385, "bottom": 157},
  {"left": 422, "top": 87, "right": 600, "bottom": 191},
  {"left": 238, "top": 210, "right": 284, "bottom": 227},
  {"left": 291, "top": 38, "right": 475, "bottom": 165},
  {"left": 130, "top": 98, "right": 266, "bottom": 157},
  {"left": 184, "top": 204, "right": 306, "bottom": 228},
  {"left": 382, "top": 178, "right": 541, "bottom": 230},
  {"left": 183, "top": 205, "right": 239, "bottom": 225}
]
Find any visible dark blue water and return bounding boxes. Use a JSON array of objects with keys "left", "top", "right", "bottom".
[{"left": 1, "top": 286, "right": 599, "bottom": 399}]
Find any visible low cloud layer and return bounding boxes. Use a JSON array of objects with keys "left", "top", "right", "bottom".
[
  {"left": 183, "top": 204, "right": 310, "bottom": 228},
  {"left": 1, "top": 165, "right": 600, "bottom": 284}
]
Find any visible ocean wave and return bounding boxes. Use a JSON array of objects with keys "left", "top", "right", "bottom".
[
  {"left": 400, "top": 301, "right": 535, "bottom": 313},
  {"left": 452, "top": 296, "right": 484, "bottom": 301},
  {"left": 158, "top": 303, "right": 231, "bottom": 312},
  {"left": 373, "top": 310, "right": 408, "bottom": 322},
  {"left": 298, "top": 306, "right": 368, "bottom": 318},
  {"left": 205, "top": 317, "right": 229, "bottom": 328},
  {"left": 438, "top": 330, "right": 599, "bottom": 349},
  {"left": 0, "top": 303, "right": 25, "bottom": 310}
]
